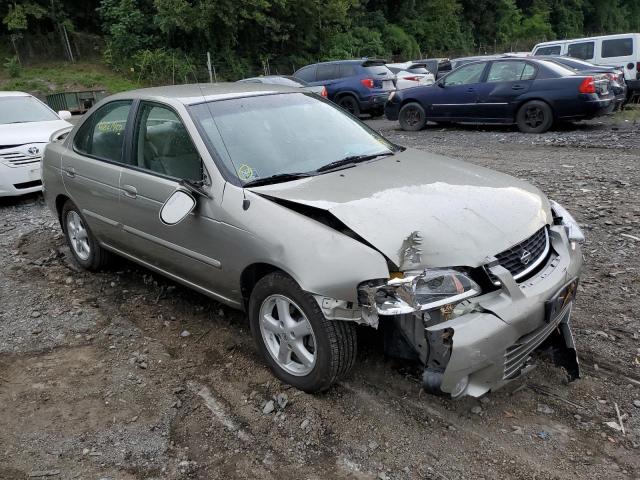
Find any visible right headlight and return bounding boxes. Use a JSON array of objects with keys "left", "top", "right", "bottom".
[
  {"left": 359, "top": 269, "right": 481, "bottom": 316},
  {"left": 550, "top": 200, "right": 585, "bottom": 244}
]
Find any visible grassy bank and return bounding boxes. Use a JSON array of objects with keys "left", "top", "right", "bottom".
[{"left": 0, "top": 62, "right": 140, "bottom": 96}]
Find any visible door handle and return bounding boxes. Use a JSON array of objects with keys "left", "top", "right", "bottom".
[
  {"left": 512, "top": 85, "right": 525, "bottom": 90},
  {"left": 122, "top": 184, "right": 137, "bottom": 198},
  {"left": 63, "top": 166, "right": 75, "bottom": 178},
  {"left": 466, "top": 87, "right": 476, "bottom": 92}
]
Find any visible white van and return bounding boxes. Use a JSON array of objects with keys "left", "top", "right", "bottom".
[{"left": 532, "top": 33, "right": 640, "bottom": 95}]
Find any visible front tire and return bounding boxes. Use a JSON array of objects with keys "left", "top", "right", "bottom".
[
  {"left": 248, "top": 272, "right": 357, "bottom": 392},
  {"left": 399, "top": 102, "right": 427, "bottom": 131},
  {"left": 62, "top": 200, "right": 112, "bottom": 271},
  {"left": 516, "top": 100, "right": 553, "bottom": 133}
]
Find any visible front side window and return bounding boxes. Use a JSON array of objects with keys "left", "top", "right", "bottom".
[
  {"left": 535, "top": 45, "right": 561, "bottom": 56},
  {"left": 487, "top": 61, "right": 536, "bottom": 82},
  {"left": 567, "top": 41, "right": 594, "bottom": 60},
  {"left": 0, "top": 95, "right": 59, "bottom": 125},
  {"left": 189, "top": 93, "right": 395, "bottom": 184},
  {"left": 443, "top": 63, "right": 486, "bottom": 86},
  {"left": 132, "top": 103, "right": 202, "bottom": 181},
  {"left": 73, "top": 100, "right": 131, "bottom": 163},
  {"left": 602, "top": 38, "right": 633, "bottom": 58}
]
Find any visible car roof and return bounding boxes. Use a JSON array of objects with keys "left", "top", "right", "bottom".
[
  {"left": 303, "top": 59, "right": 388, "bottom": 67},
  {"left": 107, "top": 83, "right": 300, "bottom": 105},
  {"left": 0, "top": 91, "right": 31, "bottom": 98}
]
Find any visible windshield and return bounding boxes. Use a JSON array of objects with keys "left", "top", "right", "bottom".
[
  {"left": 189, "top": 93, "right": 395, "bottom": 184},
  {"left": 0, "top": 96, "right": 59, "bottom": 124}
]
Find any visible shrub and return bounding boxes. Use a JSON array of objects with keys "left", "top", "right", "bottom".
[{"left": 4, "top": 56, "right": 22, "bottom": 78}]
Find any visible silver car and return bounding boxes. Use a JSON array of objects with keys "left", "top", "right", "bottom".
[{"left": 42, "top": 84, "right": 584, "bottom": 398}]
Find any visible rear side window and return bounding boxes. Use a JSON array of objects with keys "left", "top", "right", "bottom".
[
  {"left": 535, "top": 45, "right": 561, "bottom": 56},
  {"left": 295, "top": 66, "right": 316, "bottom": 82},
  {"left": 602, "top": 38, "right": 633, "bottom": 58},
  {"left": 567, "top": 41, "right": 594, "bottom": 60},
  {"left": 338, "top": 64, "right": 356, "bottom": 77},
  {"left": 74, "top": 100, "right": 132, "bottom": 163},
  {"left": 316, "top": 64, "right": 339, "bottom": 81},
  {"left": 487, "top": 61, "right": 536, "bottom": 82}
]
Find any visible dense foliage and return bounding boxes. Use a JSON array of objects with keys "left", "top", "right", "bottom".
[{"left": 2, "top": 0, "right": 639, "bottom": 81}]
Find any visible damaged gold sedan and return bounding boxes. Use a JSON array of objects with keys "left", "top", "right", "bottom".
[{"left": 42, "top": 84, "right": 584, "bottom": 398}]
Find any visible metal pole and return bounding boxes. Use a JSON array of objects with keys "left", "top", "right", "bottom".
[
  {"left": 207, "top": 52, "right": 213, "bottom": 83},
  {"left": 63, "top": 24, "right": 74, "bottom": 63}
]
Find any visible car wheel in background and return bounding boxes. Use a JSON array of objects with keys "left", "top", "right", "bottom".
[
  {"left": 337, "top": 95, "right": 361, "bottom": 117},
  {"left": 248, "top": 272, "right": 357, "bottom": 393},
  {"left": 516, "top": 100, "right": 553, "bottom": 133},
  {"left": 399, "top": 102, "right": 427, "bottom": 131},
  {"left": 62, "top": 200, "right": 112, "bottom": 270}
]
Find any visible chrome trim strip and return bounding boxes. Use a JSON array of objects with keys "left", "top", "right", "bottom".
[
  {"left": 100, "top": 243, "right": 240, "bottom": 307},
  {"left": 490, "top": 228, "right": 550, "bottom": 285},
  {"left": 122, "top": 224, "right": 222, "bottom": 268},
  {"left": 83, "top": 209, "right": 119, "bottom": 227}
]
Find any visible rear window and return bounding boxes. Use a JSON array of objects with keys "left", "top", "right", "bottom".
[
  {"left": 316, "top": 64, "right": 339, "bottom": 81},
  {"left": 407, "top": 67, "right": 430, "bottom": 74},
  {"left": 538, "top": 60, "right": 576, "bottom": 76},
  {"left": 338, "top": 64, "right": 356, "bottom": 77},
  {"left": 602, "top": 38, "right": 633, "bottom": 58},
  {"left": 535, "top": 45, "right": 562, "bottom": 56},
  {"left": 567, "top": 41, "right": 594, "bottom": 60},
  {"left": 364, "top": 65, "right": 392, "bottom": 76}
]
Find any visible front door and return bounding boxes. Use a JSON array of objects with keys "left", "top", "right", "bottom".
[
  {"left": 117, "top": 101, "right": 227, "bottom": 295},
  {"left": 431, "top": 62, "right": 488, "bottom": 119},
  {"left": 476, "top": 61, "right": 536, "bottom": 121}
]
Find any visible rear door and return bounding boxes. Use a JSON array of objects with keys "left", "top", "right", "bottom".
[
  {"left": 117, "top": 101, "right": 226, "bottom": 292},
  {"left": 431, "top": 62, "right": 488, "bottom": 119},
  {"left": 476, "top": 61, "right": 537, "bottom": 120},
  {"left": 62, "top": 100, "right": 133, "bottom": 246}
]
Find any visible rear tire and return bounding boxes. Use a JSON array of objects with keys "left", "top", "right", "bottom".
[
  {"left": 337, "top": 95, "right": 361, "bottom": 117},
  {"left": 516, "top": 100, "right": 553, "bottom": 133},
  {"left": 248, "top": 272, "right": 357, "bottom": 393},
  {"left": 62, "top": 200, "right": 112, "bottom": 271},
  {"left": 399, "top": 102, "right": 427, "bottom": 131}
]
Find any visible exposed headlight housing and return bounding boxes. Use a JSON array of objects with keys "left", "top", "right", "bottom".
[
  {"left": 359, "top": 269, "right": 481, "bottom": 316},
  {"left": 550, "top": 200, "right": 585, "bottom": 244}
]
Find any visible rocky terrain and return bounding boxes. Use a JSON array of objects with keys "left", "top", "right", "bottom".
[{"left": 1, "top": 114, "right": 639, "bottom": 479}]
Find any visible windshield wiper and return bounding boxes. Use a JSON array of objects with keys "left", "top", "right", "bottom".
[
  {"left": 243, "top": 172, "right": 312, "bottom": 188},
  {"left": 315, "top": 152, "right": 394, "bottom": 173}
]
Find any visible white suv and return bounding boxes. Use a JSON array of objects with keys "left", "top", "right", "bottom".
[{"left": 0, "top": 92, "right": 72, "bottom": 197}]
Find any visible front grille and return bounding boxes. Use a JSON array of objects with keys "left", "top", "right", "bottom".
[
  {"left": 503, "top": 304, "right": 572, "bottom": 379},
  {"left": 490, "top": 227, "right": 549, "bottom": 282},
  {"left": 0, "top": 151, "right": 41, "bottom": 167}
]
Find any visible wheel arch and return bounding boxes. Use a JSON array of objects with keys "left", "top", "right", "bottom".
[
  {"left": 240, "top": 263, "right": 295, "bottom": 311},
  {"left": 55, "top": 194, "right": 71, "bottom": 225}
]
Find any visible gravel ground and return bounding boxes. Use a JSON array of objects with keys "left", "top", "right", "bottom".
[{"left": 1, "top": 113, "right": 640, "bottom": 480}]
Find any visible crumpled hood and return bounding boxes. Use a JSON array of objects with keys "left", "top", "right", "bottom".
[
  {"left": 0, "top": 120, "right": 71, "bottom": 147},
  {"left": 250, "top": 148, "right": 552, "bottom": 269}
]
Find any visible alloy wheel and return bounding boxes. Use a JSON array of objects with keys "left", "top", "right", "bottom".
[
  {"left": 66, "top": 211, "right": 91, "bottom": 261},
  {"left": 259, "top": 294, "right": 317, "bottom": 376},
  {"left": 524, "top": 106, "right": 544, "bottom": 128}
]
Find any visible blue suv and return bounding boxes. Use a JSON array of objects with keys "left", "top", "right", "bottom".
[{"left": 294, "top": 59, "right": 396, "bottom": 117}]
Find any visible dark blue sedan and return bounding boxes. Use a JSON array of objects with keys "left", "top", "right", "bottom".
[{"left": 385, "top": 58, "right": 615, "bottom": 133}]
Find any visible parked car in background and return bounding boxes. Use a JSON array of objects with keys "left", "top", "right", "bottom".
[
  {"left": 42, "top": 83, "right": 584, "bottom": 398},
  {"left": 414, "top": 58, "right": 452, "bottom": 79},
  {"left": 532, "top": 33, "right": 640, "bottom": 98},
  {"left": 293, "top": 59, "right": 396, "bottom": 117},
  {"left": 385, "top": 58, "right": 615, "bottom": 133},
  {"left": 535, "top": 56, "right": 628, "bottom": 108},
  {"left": 386, "top": 62, "right": 435, "bottom": 89},
  {"left": 0, "top": 91, "right": 72, "bottom": 197},
  {"left": 237, "top": 75, "right": 327, "bottom": 97}
]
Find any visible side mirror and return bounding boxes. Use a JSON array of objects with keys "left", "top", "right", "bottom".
[
  {"left": 58, "top": 110, "right": 73, "bottom": 120},
  {"left": 160, "top": 189, "right": 196, "bottom": 226}
]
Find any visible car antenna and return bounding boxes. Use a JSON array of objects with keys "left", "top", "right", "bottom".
[{"left": 183, "top": 54, "right": 251, "bottom": 210}]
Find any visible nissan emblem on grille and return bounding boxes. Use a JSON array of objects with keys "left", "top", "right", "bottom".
[
  {"left": 27, "top": 146, "right": 40, "bottom": 156},
  {"left": 520, "top": 249, "right": 532, "bottom": 265}
]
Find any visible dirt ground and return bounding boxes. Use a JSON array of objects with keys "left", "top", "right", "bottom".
[{"left": 1, "top": 114, "right": 640, "bottom": 480}]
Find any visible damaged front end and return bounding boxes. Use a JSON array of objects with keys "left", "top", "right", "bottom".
[{"left": 357, "top": 225, "right": 583, "bottom": 399}]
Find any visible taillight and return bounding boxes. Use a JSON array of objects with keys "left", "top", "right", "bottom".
[
  {"left": 320, "top": 86, "right": 328, "bottom": 97},
  {"left": 360, "top": 78, "right": 374, "bottom": 88},
  {"left": 404, "top": 76, "right": 420, "bottom": 81},
  {"left": 637, "top": 62, "right": 640, "bottom": 72},
  {"left": 578, "top": 76, "right": 596, "bottom": 94}
]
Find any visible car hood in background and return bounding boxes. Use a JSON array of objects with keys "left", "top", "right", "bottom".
[
  {"left": 250, "top": 149, "right": 552, "bottom": 269},
  {"left": 0, "top": 120, "right": 72, "bottom": 146}
]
